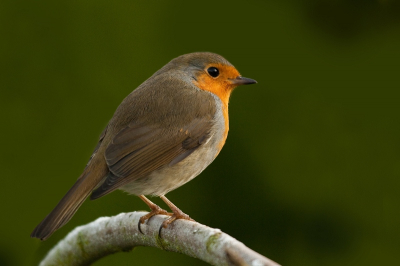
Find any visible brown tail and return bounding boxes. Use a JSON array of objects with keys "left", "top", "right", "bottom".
[{"left": 31, "top": 166, "right": 107, "bottom": 240}]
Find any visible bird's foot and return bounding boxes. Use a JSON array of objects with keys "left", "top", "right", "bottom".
[
  {"left": 158, "top": 195, "right": 195, "bottom": 237},
  {"left": 138, "top": 195, "right": 172, "bottom": 234},
  {"left": 160, "top": 210, "right": 194, "bottom": 228}
]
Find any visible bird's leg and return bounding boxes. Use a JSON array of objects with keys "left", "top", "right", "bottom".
[
  {"left": 138, "top": 195, "right": 172, "bottom": 234},
  {"left": 159, "top": 195, "right": 195, "bottom": 229}
]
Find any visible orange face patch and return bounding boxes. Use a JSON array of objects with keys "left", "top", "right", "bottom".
[
  {"left": 192, "top": 64, "right": 241, "bottom": 153},
  {"left": 193, "top": 63, "right": 240, "bottom": 106}
]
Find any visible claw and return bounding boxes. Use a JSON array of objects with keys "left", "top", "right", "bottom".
[
  {"left": 138, "top": 220, "right": 143, "bottom": 234},
  {"left": 137, "top": 195, "right": 172, "bottom": 235},
  {"left": 137, "top": 195, "right": 195, "bottom": 237},
  {"left": 157, "top": 195, "right": 195, "bottom": 238},
  {"left": 158, "top": 224, "right": 163, "bottom": 238}
]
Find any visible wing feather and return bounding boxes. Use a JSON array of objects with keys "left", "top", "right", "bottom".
[{"left": 90, "top": 118, "right": 213, "bottom": 199}]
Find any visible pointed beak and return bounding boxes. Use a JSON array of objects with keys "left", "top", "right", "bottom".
[{"left": 229, "top": 76, "right": 257, "bottom": 86}]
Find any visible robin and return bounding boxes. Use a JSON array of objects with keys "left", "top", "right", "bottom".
[{"left": 31, "top": 52, "right": 257, "bottom": 240}]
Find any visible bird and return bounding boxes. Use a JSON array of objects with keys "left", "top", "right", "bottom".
[{"left": 31, "top": 52, "right": 257, "bottom": 240}]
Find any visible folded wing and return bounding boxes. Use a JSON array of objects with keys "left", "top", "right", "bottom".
[{"left": 90, "top": 117, "right": 213, "bottom": 199}]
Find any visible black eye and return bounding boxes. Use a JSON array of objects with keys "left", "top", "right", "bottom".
[{"left": 207, "top": 67, "right": 219, "bottom": 78}]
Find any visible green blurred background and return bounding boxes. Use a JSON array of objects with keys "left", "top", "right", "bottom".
[{"left": 1, "top": 0, "right": 400, "bottom": 265}]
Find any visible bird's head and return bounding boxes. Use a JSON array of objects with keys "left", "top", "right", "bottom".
[{"left": 156, "top": 52, "right": 257, "bottom": 104}]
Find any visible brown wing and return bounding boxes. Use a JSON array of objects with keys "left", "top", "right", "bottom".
[{"left": 90, "top": 117, "right": 213, "bottom": 199}]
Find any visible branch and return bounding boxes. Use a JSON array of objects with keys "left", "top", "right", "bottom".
[{"left": 39, "top": 212, "right": 280, "bottom": 266}]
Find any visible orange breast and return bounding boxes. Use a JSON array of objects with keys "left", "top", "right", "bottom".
[{"left": 193, "top": 64, "right": 240, "bottom": 153}]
